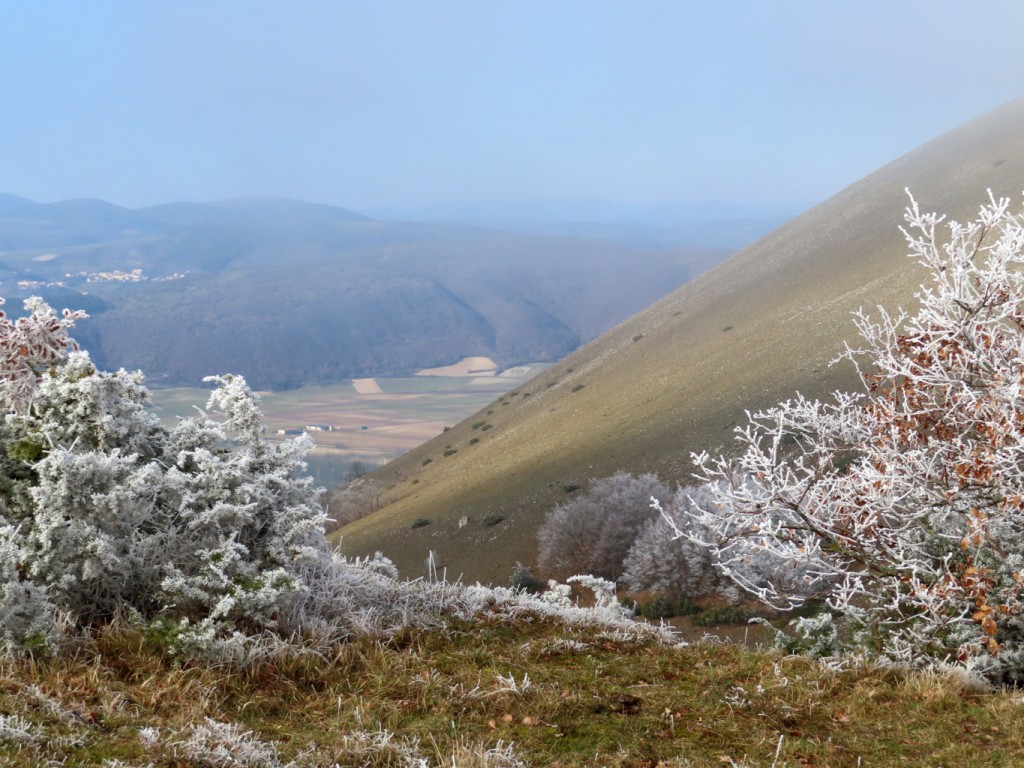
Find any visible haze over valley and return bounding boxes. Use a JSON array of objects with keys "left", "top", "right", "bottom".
[{"left": 0, "top": 193, "right": 744, "bottom": 390}]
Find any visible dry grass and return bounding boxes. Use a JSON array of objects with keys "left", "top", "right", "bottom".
[{"left": 4, "top": 618, "right": 1024, "bottom": 766}]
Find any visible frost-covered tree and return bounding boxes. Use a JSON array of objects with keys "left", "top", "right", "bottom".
[
  {"left": 621, "top": 484, "right": 721, "bottom": 601},
  {"left": 680, "top": 193, "right": 1024, "bottom": 679},
  {"left": 537, "top": 472, "right": 669, "bottom": 581},
  {"left": 329, "top": 476, "right": 385, "bottom": 531},
  {"left": 0, "top": 297, "right": 86, "bottom": 414},
  {"left": 626, "top": 481, "right": 824, "bottom": 603},
  {"left": 0, "top": 300, "right": 327, "bottom": 650}
]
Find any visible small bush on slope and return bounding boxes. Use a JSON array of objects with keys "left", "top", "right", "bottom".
[
  {"left": 676, "top": 193, "right": 1024, "bottom": 682},
  {"left": 536, "top": 471, "right": 669, "bottom": 581},
  {"left": 328, "top": 476, "right": 385, "bottom": 531},
  {"left": 621, "top": 483, "right": 724, "bottom": 602}
]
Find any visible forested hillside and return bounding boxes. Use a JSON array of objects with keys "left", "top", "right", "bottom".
[{"left": 0, "top": 195, "right": 728, "bottom": 389}]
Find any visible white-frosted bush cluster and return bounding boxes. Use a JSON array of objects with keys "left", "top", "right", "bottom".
[
  {"left": 0, "top": 299, "right": 327, "bottom": 651},
  {"left": 536, "top": 472, "right": 669, "bottom": 580},
  {"left": 621, "top": 484, "right": 723, "bottom": 601},
  {"left": 537, "top": 472, "right": 811, "bottom": 608},
  {"left": 274, "top": 553, "right": 669, "bottom": 656}
]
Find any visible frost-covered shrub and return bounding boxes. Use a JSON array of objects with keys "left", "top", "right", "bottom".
[
  {"left": 509, "top": 562, "right": 543, "bottom": 594},
  {"left": 621, "top": 483, "right": 722, "bottom": 601},
  {"left": 536, "top": 471, "right": 669, "bottom": 580},
  {"left": 0, "top": 525, "right": 57, "bottom": 654},
  {"left": 329, "top": 476, "right": 384, "bottom": 530},
  {"left": 683, "top": 193, "right": 1024, "bottom": 680},
  {"left": 156, "top": 377, "right": 327, "bottom": 628},
  {"left": 0, "top": 298, "right": 328, "bottom": 650}
]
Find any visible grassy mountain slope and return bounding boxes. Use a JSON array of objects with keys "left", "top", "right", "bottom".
[{"left": 332, "top": 98, "right": 1024, "bottom": 584}]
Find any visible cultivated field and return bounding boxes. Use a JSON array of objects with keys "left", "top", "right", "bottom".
[{"left": 148, "top": 366, "right": 547, "bottom": 487}]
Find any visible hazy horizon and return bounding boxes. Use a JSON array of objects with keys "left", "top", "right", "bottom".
[
  {"left": 0, "top": 190, "right": 797, "bottom": 224},
  {"left": 3, "top": 1, "right": 1022, "bottom": 214}
]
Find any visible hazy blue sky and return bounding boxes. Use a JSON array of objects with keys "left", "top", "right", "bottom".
[{"left": 2, "top": 1, "right": 1022, "bottom": 214}]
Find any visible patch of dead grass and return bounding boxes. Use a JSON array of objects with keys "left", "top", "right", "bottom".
[{"left": 3, "top": 620, "right": 1024, "bottom": 766}]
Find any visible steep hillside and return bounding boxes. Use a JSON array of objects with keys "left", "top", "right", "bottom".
[
  {"left": 332, "top": 98, "right": 1024, "bottom": 584},
  {"left": 0, "top": 197, "right": 725, "bottom": 389}
]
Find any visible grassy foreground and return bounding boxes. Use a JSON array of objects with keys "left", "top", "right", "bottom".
[{"left": 3, "top": 618, "right": 1024, "bottom": 767}]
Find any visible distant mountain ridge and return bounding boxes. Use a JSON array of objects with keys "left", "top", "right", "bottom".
[
  {"left": 0, "top": 194, "right": 735, "bottom": 389},
  {"left": 332, "top": 98, "right": 1024, "bottom": 584},
  {"left": 0, "top": 195, "right": 371, "bottom": 251}
]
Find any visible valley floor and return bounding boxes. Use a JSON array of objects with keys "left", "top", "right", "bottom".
[{"left": 148, "top": 367, "right": 544, "bottom": 488}]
